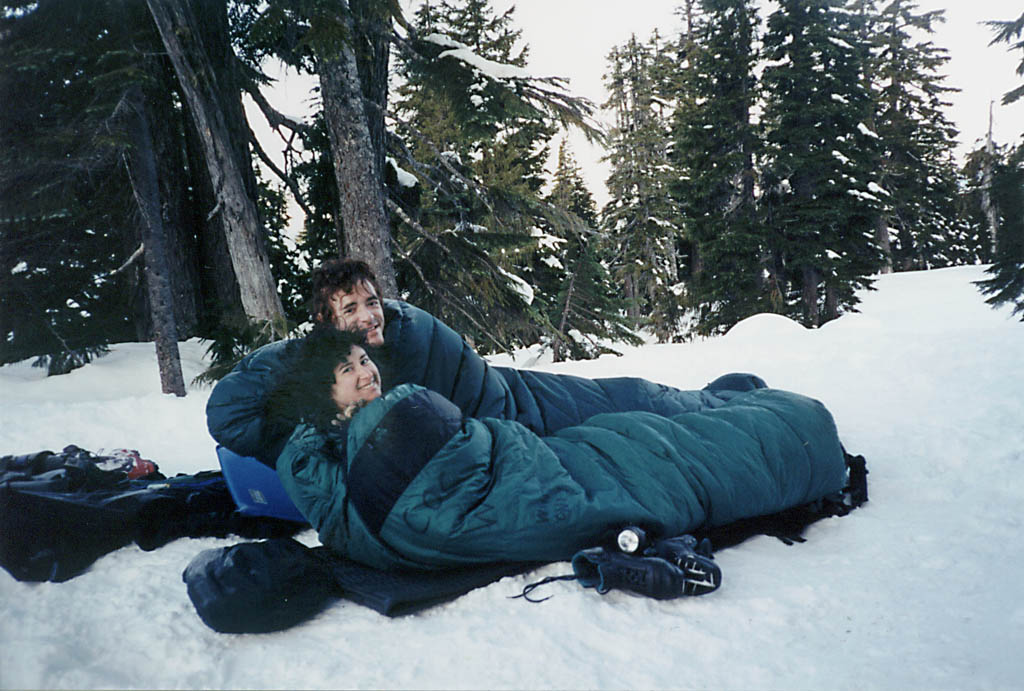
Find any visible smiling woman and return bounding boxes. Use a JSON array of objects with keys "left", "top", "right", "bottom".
[
  {"left": 330, "top": 344, "right": 383, "bottom": 417},
  {"left": 266, "top": 327, "right": 379, "bottom": 433}
]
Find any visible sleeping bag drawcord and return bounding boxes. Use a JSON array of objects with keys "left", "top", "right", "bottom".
[{"left": 510, "top": 573, "right": 579, "bottom": 603}]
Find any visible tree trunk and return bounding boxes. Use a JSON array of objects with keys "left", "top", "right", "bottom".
[
  {"left": 316, "top": 0, "right": 398, "bottom": 297},
  {"left": 624, "top": 273, "right": 639, "bottom": 325},
  {"left": 690, "top": 242, "right": 703, "bottom": 281},
  {"left": 982, "top": 104, "right": 1001, "bottom": 259},
  {"left": 146, "top": 0, "right": 284, "bottom": 323},
  {"left": 151, "top": 53, "right": 201, "bottom": 337},
  {"left": 554, "top": 269, "right": 578, "bottom": 363},
  {"left": 875, "top": 213, "right": 893, "bottom": 274},
  {"left": 823, "top": 280, "right": 839, "bottom": 323},
  {"left": 123, "top": 85, "right": 186, "bottom": 397},
  {"left": 801, "top": 265, "right": 820, "bottom": 328},
  {"left": 180, "top": 101, "right": 246, "bottom": 327}
]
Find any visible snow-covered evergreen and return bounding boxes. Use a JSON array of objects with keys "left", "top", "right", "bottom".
[
  {"left": 601, "top": 32, "right": 684, "bottom": 340},
  {"left": 760, "top": 0, "right": 884, "bottom": 326},
  {"left": 860, "top": 0, "right": 968, "bottom": 270},
  {"left": 535, "top": 139, "right": 638, "bottom": 361},
  {"left": 669, "top": 0, "right": 764, "bottom": 335}
]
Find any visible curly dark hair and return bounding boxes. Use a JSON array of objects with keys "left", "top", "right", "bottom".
[
  {"left": 267, "top": 327, "right": 369, "bottom": 432},
  {"left": 310, "top": 259, "right": 383, "bottom": 325}
]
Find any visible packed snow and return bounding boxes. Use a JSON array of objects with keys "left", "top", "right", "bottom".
[{"left": 2, "top": 264, "right": 1022, "bottom": 690}]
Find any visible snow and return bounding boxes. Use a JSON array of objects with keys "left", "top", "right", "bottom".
[
  {"left": 436, "top": 45, "right": 535, "bottom": 81},
  {"left": 386, "top": 157, "right": 419, "bottom": 188},
  {"left": 858, "top": 122, "right": 881, "bottom": 139},
  {"left": 828, "top": 36, "right": 854, "bottom": 51},
  {"left": 848, "top": 188, "right": 881, "bottom": 202},
  {"left": 531, "top": 226, "right": 567, "bottom": 251},
  {"left": 2, "top": 265, "right": 1024, "bottom": 690},
  {"left": 498, "top": 267, "right": 535, "bottom": 305},
  {"left": 832, "top": 149, "right": 851, "bottom": 165}
]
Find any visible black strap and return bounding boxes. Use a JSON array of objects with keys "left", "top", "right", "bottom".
[{"left": 844, "top": 452, "right": 869, "bottom": 507}]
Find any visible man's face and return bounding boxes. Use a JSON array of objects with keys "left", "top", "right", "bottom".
[{"left": 327, "top": 280, "right": 385, "bottom": 346}]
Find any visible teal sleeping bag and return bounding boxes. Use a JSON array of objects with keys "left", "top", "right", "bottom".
[
  {"left": 276, "top": 384, "right": 848, "bottom": 571},
  {"left": 206, "top": 300, "right": 759, "bottom": 465}
]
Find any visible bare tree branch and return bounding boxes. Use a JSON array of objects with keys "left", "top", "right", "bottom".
[
  {"left": 239, "top": 73, "right": 312, "bottom": 136},
  {"left": 248, "top": 127, "right": 316, "bottom": 220},
  {"left": 107, "top": 242, "right": 146, "bottom": 277}
]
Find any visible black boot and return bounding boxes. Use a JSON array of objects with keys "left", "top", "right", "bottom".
[{"left": 571, "top": 547, "right": 715, "bottom": 600}]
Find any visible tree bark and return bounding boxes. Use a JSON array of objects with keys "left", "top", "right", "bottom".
[
  {"left": 875, "top": 213, "right": 893, "bottom": 274},
  {"left": 123, "top": 85, "right": 186, "bottom": 397},
  {"left": 823, "top": 280, "right": 839, "bottom": 323},
  {"left": 982, "top": 104, "right": 1001, "bottom": 259},
  {"left": 180, "top": 101, "right": 246, "bottom": 326},
  {"left": 148, "top": 53, "right": 201, "bottom": 337},
  {"left": 316, "top": 0, "right": 398, "bottom": 297},
  {"left": 146, "top": 0, "right": 284, "bottom": 323},
  {"left": 801, "top": 265, "right": 821, "bottom": 328}
]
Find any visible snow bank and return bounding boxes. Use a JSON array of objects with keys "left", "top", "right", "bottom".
[{"left": 2, "top": 265, "right": 1023, "bottom": 690}]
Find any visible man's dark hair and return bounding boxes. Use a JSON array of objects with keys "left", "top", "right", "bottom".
[
  {"left": 310, "top": 259, "right": 383, "bottom": 324},
  {"left": 267, "top": 327, "right": 367, "bottom": 432}
]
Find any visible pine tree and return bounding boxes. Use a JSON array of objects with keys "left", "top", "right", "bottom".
[
  {"left": 602, "top": 32, "right": 684, "bottom": 340},
  {"left": 973, "top": 140, "right": 1024, "bottom": 320},
  {"left": 390, "top": 0, "right": 562, "bottom": 351},
  {"left": 669, "top": 0, "right": 765, "bottom": 335},
  {"left": 985, "top": 11, "right": 1024, "bottom": 106},
  {"left": 535, "top": 140, "right": 639, "bottom": 361},
  {"left": 975, "top": 12, "right": 1024, "bottom": 320},
  {"left": 760, "top": 0, "right": 884, "bottom": 326},
  {"left": 0, "top": 0, "right": 208, "bottom": 375},
  {"left": 147, "top": 0, "right": 286, "bottom": 324},
  {"left": 0, "top": 1, "right": 127, "bottom": 369},
  {"left": 860, "top": 0, "right": 964, "bottom": 270}
]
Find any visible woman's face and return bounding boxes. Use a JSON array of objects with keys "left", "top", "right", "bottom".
[{"left": 330, "top": 346, "right": 382, "bottom": 412}]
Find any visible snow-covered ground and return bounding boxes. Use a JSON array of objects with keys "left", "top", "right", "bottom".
[{"left": 2, "top": 264, "right": 1022, "bottom": 690}]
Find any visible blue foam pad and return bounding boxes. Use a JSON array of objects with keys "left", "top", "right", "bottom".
[{"left": 216, "top": 446, "right": 307, "bottom": 523}]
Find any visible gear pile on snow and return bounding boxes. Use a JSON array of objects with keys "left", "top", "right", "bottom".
[{"left": 0, "top": 445, "right": 301, "bottom": 583}]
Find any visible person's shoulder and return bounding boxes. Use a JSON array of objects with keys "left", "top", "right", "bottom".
[
  {"left": 383, "top": 299, "right": 434, "bottom": 325},
  {"left": 381, "top": 300, "right": 449, "bottom": 352}
]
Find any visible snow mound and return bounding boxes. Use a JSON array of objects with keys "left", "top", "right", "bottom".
[{"left": 723, "top": 312, "right": 807, "bottom": 342}]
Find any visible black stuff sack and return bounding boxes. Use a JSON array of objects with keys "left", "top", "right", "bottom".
[{"left": 183, "top": 538, "right": 339, "bottom": 634}]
